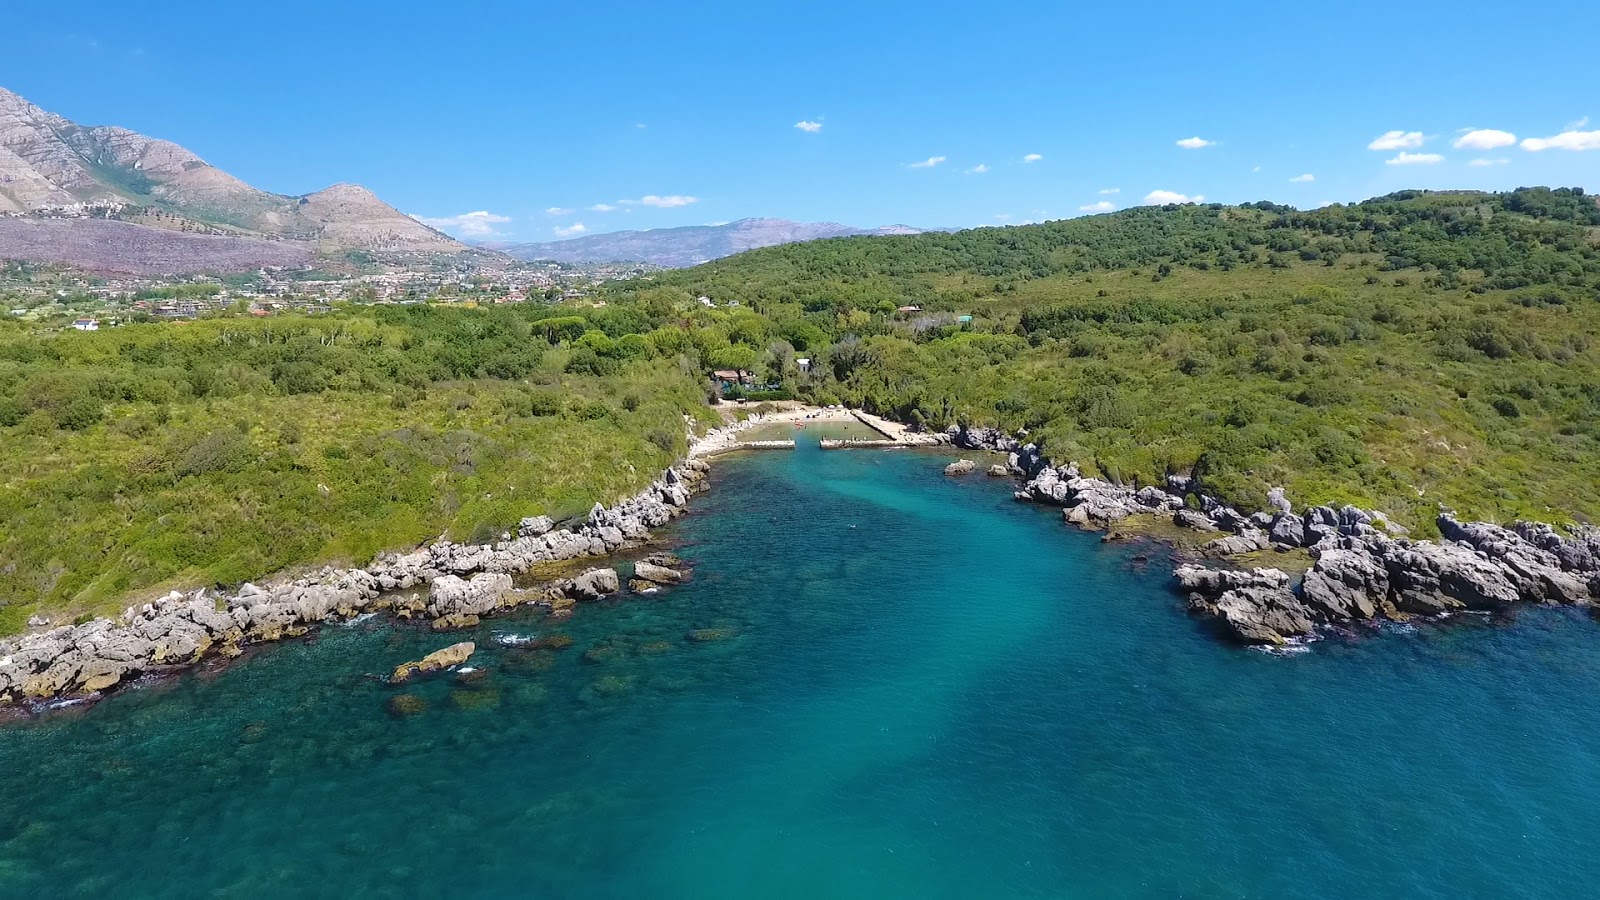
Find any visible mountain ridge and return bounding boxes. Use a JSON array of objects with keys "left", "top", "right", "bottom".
[
  {"left": 502, "top": 217, "right": 938, "bottom": 267},
  {"left": 0, "top": 86, "right": 468, "bottom": 270}
]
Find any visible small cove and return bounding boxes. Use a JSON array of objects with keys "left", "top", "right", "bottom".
[{"left": 2, "top": 439, "right": 1599, "bottom": 898}]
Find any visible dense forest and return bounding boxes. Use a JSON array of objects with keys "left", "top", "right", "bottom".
[
  {"left": 2, "top": 187, "right": 1596, "bottom": 629},
  {"left": 616, "top": 187, "right": 1600, "bottom": 528}
]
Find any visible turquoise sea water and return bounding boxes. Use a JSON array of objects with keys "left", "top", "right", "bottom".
[{"left": 4, "top": 436, "right": 1600, "bottom": 898}]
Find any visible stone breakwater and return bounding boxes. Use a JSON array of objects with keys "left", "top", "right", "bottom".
[
  {"left": 948, "top": 423, "right": 1600, "bottom": 646},
  {"left": 0, "top": 453, "right": 714, "bottom": 707}
]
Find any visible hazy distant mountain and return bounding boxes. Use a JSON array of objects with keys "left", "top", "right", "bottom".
[
  {"left": 502, "top": 217, "right": 933, "bottom": 267},
  {"left": 0, "top": 86, "right": 468, "bottom": 272}
]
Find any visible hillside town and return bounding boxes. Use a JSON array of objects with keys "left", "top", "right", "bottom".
[{"left": 0, "top": 258, "right": 657, "bottom": 328}]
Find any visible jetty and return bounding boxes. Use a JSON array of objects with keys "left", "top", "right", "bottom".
[{"left": 820, "top": 409, "right": 949, "bottom": 449}]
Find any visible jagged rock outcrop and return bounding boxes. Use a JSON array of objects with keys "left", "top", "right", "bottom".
[
  {"left": 1383, "top": 539, "right": 1522, "bottom": 613},
  {"left": 944, "top": 459, "right": 977, "bottom": 476},
  {"left": 1174, "top": 510, "right": 1219, "bottom": 531},
  {"left": 427, "top": 573, "right": 514, "bottom": 618},
  {"left": 1299, "top": 548, "right": 1388, "bottom": 620},
  {"left": 1268, "top": 512, "right": 1306, "bottom": 549},
  {"left": 1177, "top": 566, "right": 1313, "bottom": 645},
  {"left": 1175, "top": 511, "right": 1599, "bottom": 646},
  {"left": 1437, "top": 516, "right": 1590, "bottom": 604},
  {"left": 560, "top": 568, "right": 621, "bottom": 601},
  {"left": 632, "top": 560, "right": 686, "bottom": 585},
  {"left": 1203, "top": 530, "right": 1272, "bottom": 557}
]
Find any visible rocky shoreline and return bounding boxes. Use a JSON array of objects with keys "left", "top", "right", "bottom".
[
  {"left": 11, "top": 409, "right": 1595, "bottom": 711},
  {"left": 948, "top": 424, "right": 1600, "bottom": 647},
  {"left": 0, "top": 415, "right": 782, "bottom": 710}
]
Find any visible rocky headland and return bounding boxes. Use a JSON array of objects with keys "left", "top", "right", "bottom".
[{"left": 948, "top": 424, "right": 1600, "bottom": 647}]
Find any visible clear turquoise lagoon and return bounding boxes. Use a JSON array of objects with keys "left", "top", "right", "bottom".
[{"left": 3, "top": 438, "right": 1600, "bottom": 898}]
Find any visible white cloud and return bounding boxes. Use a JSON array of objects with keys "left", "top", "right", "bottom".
[
  {"left": 1368, "top": 130, "right": 1425, "bottom": 151},
  {"left": 615, "top": 195, "right": 700, "bottom": 208},
  {"left": 1385, "top": 152, "right": 1444, "bottom": 165},
  {"left": 588, "top": 203, "right": 618, "bottom": 212},
  {"left": 1175, "top": 136, "right": 1215, "bottom": 149},
  {"left": 794, "top": 120, "right": 823, "bottom": 133},
  {"left": 1023, "top": 153, "right": 1043, "bottom": 162},
  {"left": 1564, "top": 116, "right": 1589, "bottom": 131},
  {"left": 1251, "top": 165, "right": 1262, "bottom": 173},
  {"left": 1520, "top": 130, "right": 1600, "bottom": 151},
  {"left": 1144, "top": 190, "right": 1204, "bottom": 204},
  {"left": 1453, "top": 129, "right": 1516, "bottom": 150},
  {"left": 965, "top": 163, "right": 989, "bottom": 174},
  {"left": 1468, "top": 158, "right": 1510, "bottom": 167},
  {"left": 993, "top": 213, "right": 1013, "bottom": 222},
  {"left": 408, "top": 210, "right": 512, "bottom": 238},
  {"left": 635, "top": 123, "right": 647, "bottom": 129},
  {"left": 544, "top": 207, "right": 574, "bottom": 216},
  {"left": 1098, "top": 187, "right": 1120, "bottom": 195},
  {"left": 553, "top": 222, "right": 587, "bottom": 237},
  {"left": 907, "top": 156, "right": 947, "bottom": 168},
  {"left": 1289, "top": 173, "right": 1315, "bottom": 183},
  {"left": 1078, "top": 201, "right": 1116, "bottom": 212}
]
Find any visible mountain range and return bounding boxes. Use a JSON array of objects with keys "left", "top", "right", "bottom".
[
  {"left": 499, "top": 218, "right": 934, "bottom": 267},
  {"left": 0, "top": 87, "right": 467, "bottom": 274}
]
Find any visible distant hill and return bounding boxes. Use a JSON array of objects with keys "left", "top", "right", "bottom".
[
  {"left": 501, "top": 217, "right": 933, "bottom": 267},
  {"left": 0, "top": 86, "right": 469, "bottom": 272}
]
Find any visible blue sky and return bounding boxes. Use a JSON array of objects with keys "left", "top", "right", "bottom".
[{"left": 3, "top": 0, "right": 1596, "bottom": 242}]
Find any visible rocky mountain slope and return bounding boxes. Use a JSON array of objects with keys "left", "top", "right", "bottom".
[
  {"left": 0, "top": 218, "right": 312, "bottom": 275},
  {"left": 0, "top": 86, "right": 466, "bottom": 269},
  {"left": 502, "top": 217, "right": 930, "bottom": 267}
]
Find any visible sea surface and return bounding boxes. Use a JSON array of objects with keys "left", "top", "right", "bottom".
[{"left": 3, "top": 430, "right": 1600, "bottom": 898}]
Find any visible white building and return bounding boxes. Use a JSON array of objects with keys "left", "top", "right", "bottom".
[{"left": 72, "top": 318, "right": 99, "bottom": 331}]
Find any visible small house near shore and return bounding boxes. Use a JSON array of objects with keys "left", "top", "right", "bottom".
[{"left": 713, "top": 369, "right": 756, "bottom": 387}]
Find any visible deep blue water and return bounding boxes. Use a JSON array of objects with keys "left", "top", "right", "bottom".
[{"left": 3, "top": 436, "right": 1600, "bottom": 898}]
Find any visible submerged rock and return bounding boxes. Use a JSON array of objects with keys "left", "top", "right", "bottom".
[
  {"left": 387, "top": 694, "right": 427, "bottom": 717},
  {"left": 389, "top": 642, "right": 475, "bottom": 684},
  {"left": 432, "top": 613, "right": 481, "bottom": 631}
]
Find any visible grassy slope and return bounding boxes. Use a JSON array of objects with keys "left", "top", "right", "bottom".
[{"left": 0, "top": 312, "right": 711, "bottom": 632}]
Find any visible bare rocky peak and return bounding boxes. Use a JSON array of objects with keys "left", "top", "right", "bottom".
[{"left": 297, "top": 183, "right": 460, "bottom": 252}]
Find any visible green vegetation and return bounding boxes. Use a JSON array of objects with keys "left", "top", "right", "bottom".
[
  {"left": 4, "top": 186, "right": 1597, "bottom": 631},
  {"left": 614, "top": 187, "right": 1600, "bottom": 529},
  {"left": 0, "top": 305, "right": 717, "bottom": 630}
]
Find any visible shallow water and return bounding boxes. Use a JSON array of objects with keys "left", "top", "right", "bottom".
[{"left": 3, "top": 440, "right": 1600, "bottom": 898}]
